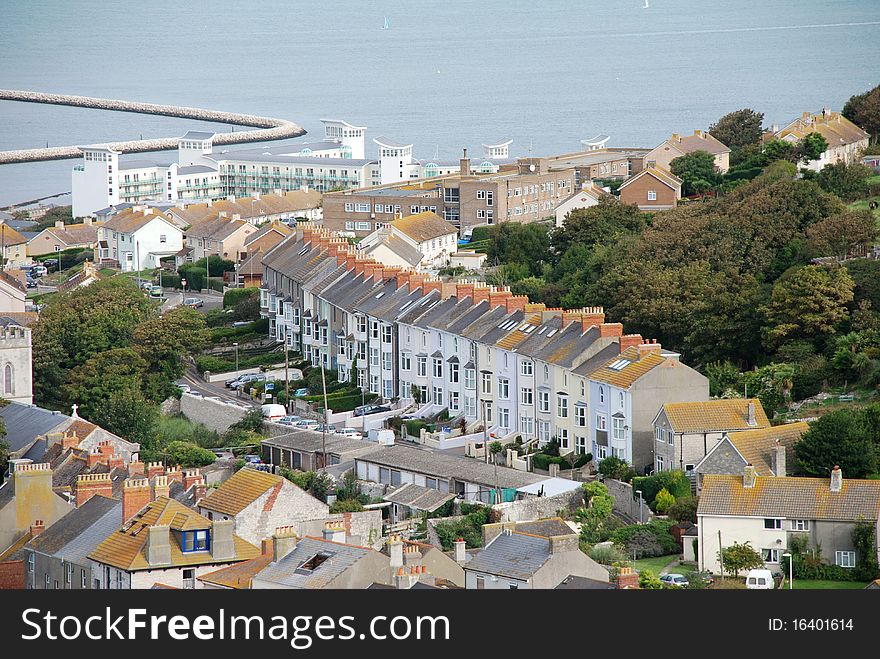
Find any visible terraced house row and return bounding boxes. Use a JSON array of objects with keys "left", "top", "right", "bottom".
[{"left": 260, "top": 225, "right": 709, "bottom": 473}]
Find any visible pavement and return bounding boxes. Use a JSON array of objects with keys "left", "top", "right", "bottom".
[{"left": 179, "top": 366, "right": 260, "bottom": 408}]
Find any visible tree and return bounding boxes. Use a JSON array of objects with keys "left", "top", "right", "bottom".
[
  {"left": 598, "top": 455, "right": 631, "bottom": 481},
  {"left": 163, "top": 441, "right": 217, "bottom": 467},
  {"left": 577, "top": 481, "right": 614, "bottom": 543},
  {"left": 709, "top": 108, "right": 764, "bottom": 151},
  {"left": 703, "top": 361, "right": 744, "bottom": 398},
  {"left": 718, "top": 541, "right": 764, "bottom": 578},
  {"left": 807, "top": 209, "right": 878, "bottom": 260},
  {"left": 762, "top": 265, "right": 854, "bottom": 348},
  {"left": 638, "top": 569, "right": 664, "bottom": 589},
  {"left": 668, "top": 495, "right": 699, "bottom": 524},
  {"left": 487, "top": 222, "right": 550, "bottom": 276},
  {"left": 763, "top": 139, "right": 797, "bottom": 163},
  {"left": 88, "top": 389, "right": 159, "bottom": 449},
  {"left": 654, "top": 488, "right": 676, "bottom": 515},
  {"left": 816, "top": 162, "right": 872, "bottom": 202},
  {"left": 670, "top": 151, "right": 719, "bottom": 196},
  {"left": 550, "top": 198, "right": 645, "bottom": 254},
  {"left": 843, "top": 84, "right": 880, "bottom": 142},
  {"left": 794, "top": 407, "right": 879, "bottom": 479}
]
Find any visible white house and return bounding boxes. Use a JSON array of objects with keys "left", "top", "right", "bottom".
[
  {"left": 96, "top": 207, "right": 183, "bottom": 271},
  {"left": 360, "top": 211, "right": 458, "bottom": 269},
  {"left": 554, "top": 183, "right": 608, "bottom": 227},
  {"left": 772, "top": 109, "right": 871, "bottom": 172},
  {"left": 0, "top": 270, "right": 27, "bottom": 313}
]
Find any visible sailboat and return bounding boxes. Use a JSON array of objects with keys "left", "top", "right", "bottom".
[
  {"left": 643, "top": 0, "right": 649, "bottom": 7},
  {"left": 382, "top": 16, "right": 390, "bottom": 29}
]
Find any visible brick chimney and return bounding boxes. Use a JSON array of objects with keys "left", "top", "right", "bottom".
[
  {"left": 372, "top": 265, "right": 385, "bottom": 283},
  {"left": 599, "top": 322, "right": 623, "bottom": 338},
  {"left": 743, "top": 463, "right": 757, "bottom": 489},
  {"left": 128, "top": 460, "right": 145, "bottom": 477},
  {"left": 619, "top": 334, "right": 643, "bottom": 354},
  {"left": 97, "top": 441, "right": 114, "bottom": 459},
  {"left": 459, "top": 148, "right": 469, "bottom": 177},
  {"left": 505, "top": 295, "right": 529, "bottom": 314},
  {"left": 61, "top": 430, "right": 81, "bottom": 451},
  {"left": 30, "top": 520, "right": 46, "bottom": 539},
  {"left": 830, "top": 465, "right": 843, "bottom": 493},
  {"left": 638, "top": 339, "right": 662, "bottom": 359},
  {"left": 193, "top": 478, "right": 207, "bottom": 503},
  {"left": 183, "top": 469, "right": 202, "bottom": 490},
  {"left": 407, "top": 272, "right": 426, "bottom": 292},
  {"left": 87, "top": 449, "right": 103, "bottom": 468},
  {"left": 123, "top": 478, "right": 151, "bottom": 523},
  {"left": 561, "top": 311, "right": 581, "bottom": 327},
  {"left": 472, "top": 285, "right": 490, "bottom": 306},
  {"left": 322, "top": 521, "right": 346, "bottom": 544},
  {"left": 76, "top": 473, "right": 113, "bottom": 507},
  {"left": 396, "top": 269, "right": 412, "bottom": 289},
  {"left": 616, "top": 566, "right": 639, "bottom": 589},
  {"left": 146, "top": 462, "right": 164, "bottom": 480},
  {"left": 773, "top": 439, "right": 786, "bottom": 478},
  {"left": 153, "top": 475, "right": 170, "bottom": 500},
  {"left": 165, "top": 465, "right": 183, "bottom": 484},
  {"left": 455, "top": 281, "right": 475, "bottom": 301},
  {"left": 488, "top": 286, "right": 512, "bottom": 310},
  {"left": 388, "top": 534, "right": 404, "bottom": 568},
  {"left": 580, "top": 307, "right": 606, "bottom": 332},
  {"left": 423, "top": 278, "right": 442, "bottom": 296},
  {"left": 261, "top": 537, "right": 275, "bottom": 557}
]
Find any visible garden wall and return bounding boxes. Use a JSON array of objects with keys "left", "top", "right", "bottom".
[
  {"left": 603, "top": 477, "right": 655, "bottom": 524},
  {"left": 180, "top": 393, "right": 248, "bottom": 433},
  {"left": 492, "top": 488, "right": 584, "bottom": 523}
]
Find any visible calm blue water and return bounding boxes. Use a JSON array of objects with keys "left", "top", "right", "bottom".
[{"left": 1, "top": 0, "right": 878, "bottom": 206}]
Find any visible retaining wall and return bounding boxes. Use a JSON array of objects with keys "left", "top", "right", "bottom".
[{"left": 179, "top": 392, "right": 248, "bottom": 433}]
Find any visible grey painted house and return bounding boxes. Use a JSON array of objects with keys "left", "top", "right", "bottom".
[{"left": 23, "top": 495, "right": 120, "bottom": 589}]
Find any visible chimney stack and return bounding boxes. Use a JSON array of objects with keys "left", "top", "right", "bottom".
[
  {"left": 193, "top": 478, "right": 207, "bottom": 503},
  {"left": 830, "top": 465, "right": 843, "bottom": 493},
  {"left": 743, "top": 464, "right": 757, "bottom": 489},
  {"left": 30, "top": 520, "right": 46, "bottom": 538},
  {"left": 153, "top": 475, "right": 170, "bottom": 500},
  {"left": 389, "top": 534, "right": 404, "bottom": 568},
  {"left": 123, "top": 478, "right": 152, "bottom": 523},
  {"left": 146, "top": 526, "right": 172, "bottom": 566},
  {"left": 747, "top": 401, "right": 757, "bottom": 427},
  {"left": 322, "top": 521, "right": 346, "bottom": 544},
  {"left": 460, "top": 148, "right": 470, "bottom": 177},
  {"left": 146, "top": 462, "right": 164, "bottom": 480},
  {"left": 211, "top": 520, "right": 236, "bottom": 560},
  {"left": 599, "top": 322, "right": 623, "bottom": 338},
  {"left": 454, "top": 537, "right": 467, "bottom": 565},
  {"left": 616, "top": 566, "right": 639, "bottom": 589},
  {"left": 619, "top": 334, "right": 643, "bottom": 354},
  {"left": 128, "top": 460, "right": 145, "bottom": 477},
  {"left": 183, "top": 469, "right": 202, "bottom": 490},
  {"left": 75, "top": 473, "right": 113, "bottom": 507},
  {"left": 773, "top": 439, "right": 786, "bottom": 478},
  {"left": 549, "top": 534, "right": 578, "bottom": 554},
  {"left": 273, "top": 526, "right": 299, "bottom": 562}
]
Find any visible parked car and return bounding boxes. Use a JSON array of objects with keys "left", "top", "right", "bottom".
[
  {"left": 277, "top": 415, "right": 302, "bottom": 426},
  {"left": 43, "top": 258, "right": 58, "bottom": 267},
  {"left": 176, "top": 383, "right": 191, "bottom": 394},
  {"left": 230, "top": 374, "right": 265, "bottom": 390},
  {"left": 335, "top": 428, "right": 363, "bottom": 440},
  {"left": 243, "top": 454, "right": 262, "bottom": 464},
  {"left": 149, "top": 285, "right": 163, "bottom": 299},
  {"left": 293, "top": 419, "right": 319, "bottom": 430},
  {"left": 25, "top": 277, "right": 37, "bottom": 289},
  {"left": 183, "top": 297, "right": 204, "bottom": 309},
  {"left": 293, "top": 387, "right": 309, "bottom": 398},
  {"left": 140, "top": 281, "right": 155, "bottom": 291},
  {"left": 314, "top": 424, "right": 336, "bottom": 433},
  {"left": 745, "top": 569, "right": 775, "bottom": 589},
  {"left": 659, "top": 573, "right": 689, "bottom": 588},
  {"left": 31, "top": 265, "right": 47, "bottom": 277},
  {"left": 353, "top": 404, "right": 391, "bottom": 417}
]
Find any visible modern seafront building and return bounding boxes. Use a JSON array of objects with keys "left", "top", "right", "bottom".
[{"left": 260, "top": 224, "right": 709, "bottom": 474}]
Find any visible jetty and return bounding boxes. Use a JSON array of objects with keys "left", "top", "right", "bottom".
[{"left": 0, "top": 89, "right": 306, "bottom": 164}]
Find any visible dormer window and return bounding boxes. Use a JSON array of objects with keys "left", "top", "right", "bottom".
[{"left": 181, "top": 529, "right": 210, "bottom": 552}]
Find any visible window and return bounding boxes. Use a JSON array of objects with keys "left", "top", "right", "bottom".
[
  {"left": 520, "top": 388, "right": 533, "bottom": 405},
  {"left": 836, "top": 551, "right": 856, "bottom": 568},
  {"left": 45, "top": 574, "right": 50, "bottom": 588},
  {"left": 432, "top": 358, "right": 443, "bottom": 378},
  {"left": 763, "top": 519, "right": 782, "bottom": 530},
  {"left": 599, "top": 386, "right": 605, "bottom": 404},
  {"left": 382, "top": 352, "right": 392, "bottom": 370},
  {"left": 66, "top": 563, "right": 72, "bottom": 584},
  {"left": 558, "top": 428, "right": 569, "bottom": 449},
  {"left": 647, "top": 190, "right": 657, "bottom": 201},
  {"left": 81, "top": 570, "right": 87, "bottom": 588},
  {"left": 498, "top": 407, "right": 510, "bottom": 429},
  {"left": 370, "top": 321, "right": 379, "bottom": 339},
  {"left": 450, "top": 391, "right": 460, "bottom": 411},
  {"left": 498, "top": 378, "right": 509, "bottom": 399},
  {"left": 575, "top": 406, "right": 586, "bottom": 427},
  {"left": 465, "top": 368, "right": 476, "bottom": 389},
  {"left": 433, "top": 387, "right": 443, "bottom": 406},
  {"left": 656, "top": 455, "right": 665, "bottom": 471},
  {"left": 538, "top": 391, "right": 550, "bottom": 413},
  {"left": 481, "top": 373, "right": 492, "bottom": 395},
  {"left": 520, "top": 416, "right": 534, "bottom": 435},
  {"left": 417, "top": 356, "right": 427, "bottom": 377},
  {"left": 557, "top": 395, "right": 568, "bottom": 418},
  {"left": 465, "top": 396, "right": 477, "bottom": 417},
  {"left": 619, "top": 392, "right": 625, "bottom": 408},
  {"left": 3, "top": 363, "right": 13, "bottom": 395},
  {"left": 520, "top": 360, "right": 533, "bottom": 376},
  {"left": 382, "top": 325, "right": 392, "bottom": 344},
  {"left": 596, "top": 414, "right": 607, "bottom": 431},
  {"left": 449, "top": 362, "right": 459, "bottom": 383},
  {"left": 538, "top": 420, "right": 551, "bottom": 442},
  {"left": 369, "top": 348, "right": 379, "bottom": 367},
  {"left": 790, "top": 520, "right": 810, "bottom": 531},
  {"left": 182, "top": 529, "right": 210, "bottom": 552},
  {"left": 612, "top": 417, "right": 625, "bottom": 441},
  {"left": 401, "top": 352, "right": 411, "bottom": 371},
  {"left": 762, "top": 548, "right": 781, "bottom": 563},
  {"left": 476, "top": 576, "right": 485, "bottom": 589}
]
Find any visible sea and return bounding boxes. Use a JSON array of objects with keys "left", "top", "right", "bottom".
[{"left": 1, "top": 0, "right": 878, "bottom": 207}]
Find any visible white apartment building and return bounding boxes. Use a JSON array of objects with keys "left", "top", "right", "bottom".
[{"left": 96, "top": 208, "right": 184, "bottom": 272}]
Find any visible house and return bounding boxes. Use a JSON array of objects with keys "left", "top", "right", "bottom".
[
  {"left": 644, "top": 130, "right": 731, "bottom": 174},
  {"left": 0, "top": 402, "right": 70, "bottom": 465},
  {"left": 195, "top": 466, "right": 329, "bottom": 545},
  {"left": 57, "top": 260, "right": 102, "bottom": 293},
  {"left": 242, "top": 220, "right": 293, "bottom": 256},
  {"left": 0, "top": 271, "right": 27, "bottom": 314},
  {"left": 250, "top": 525, "right": 394, "bottom": 589},
  {"left": 652, "top": 399, "right": 771, "bottom": 474},
  {"left": 166, "top": 189, "right": 323, "bottom": 228},
  {"left": 22, "top": 494, "right": 121, "bottom": 589},
  {"left": 381, "top": 535, "right": 465, "bottom": 587},
  {"left": 0, "top": 224, "right": 28, "bottom": 267},
  {"left": 0, "top": 317, "right": 33, "bottom": 404},
  {"left": 358, "top": 211, "right": 459, "bottom": 270},
  {"left": 261, "top": 430, "right": 382, "bottom": 473},
  {"left": 235, "top": 250, "right": 265, "bottom": 287},
  {"left": 554, "top": 183, "right": 610, "bottom": 227},
  {"left": 26, "top": 219, "right": 103, "bottom": 257},
  {"left": 694, "top": 421, "right": 808, "bottom": 491},
  {"left": 88, "top": 484, "right": 261, "bottom": 589},
  {"left": 0, "top": 463, "right": 73, "bottom": 559},
  {"left": 588, "top": 341, "right": 710, "bottom": 472},
  {"left": 448, "top": 250, "right": 487, "bottom": 270},
  {"left": 95, "top": 207, "right": 184, "bottom": 271},
  {"left": 618, "top": 165, "right": 682, "bottom": 211},
  {"left": 697, "top": 466, "right": 880, "bottom": 574},
  {"left": 183, "top": 215, "right": 256, "bottom": 264},
  {"left": 463, "top": 529, "right": 609, "bottom": 589},
  {"left": 772, "top": 109, "right": 871, "bottom": 172}
]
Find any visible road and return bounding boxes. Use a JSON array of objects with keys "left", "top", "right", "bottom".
[
  {"left": 161, "top": 288, "right": 224, "bottom": 314},
  {"left": 179, "top": 366, "right": 260, "bottom": 408}
]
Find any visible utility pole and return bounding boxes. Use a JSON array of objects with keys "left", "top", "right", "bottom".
[
  {"left": 284, "top": 331, "right": 290, "bottom": 414},
  {"left": 320, "top": 357, "right": 329, "bottom": 473},
  {"left": 718, "top": 530, "right": 724, "bottom": 579}
]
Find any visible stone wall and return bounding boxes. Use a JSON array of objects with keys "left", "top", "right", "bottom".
[
  {"left": 179, "top": 393, "right": 248, "bottom": 433},
  {"left": 492, "top": 488, "right": 584, "bottom": 523},
  {"left": 0, "top": 89, "right": 305, "bottom": 164},
  {"left": 603, "top": 477, "right": 655, "bottom": 524}
]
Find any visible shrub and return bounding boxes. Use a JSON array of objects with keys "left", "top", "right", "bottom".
[
  {"left": 434, "top": 505, "right": 497, "bottom": 550},
  {"left": 632, "top": 470, "right": 691, "bottom": 509},
  {"left": 598, "top": 456, "right": 636, "bottom": 481},
  {"left": 588, "top": 543, "right": 630, "bottom": 565},
  {"left": 163, "top": 441, "right": 216, "bottom": 467},
  {"left": 654, "top": 488, "right": 676, "bottom": 514},
  {"left": 223, "top": 287, "right": 259, "bottom": 309},
  {"left": 329, "top": 499, "right": 365, "bottom": 513},
  {"left": 609, "top": 519, "right": 678, "bottom": 558},
  {"left": 667, "top": 495, "right": 699, "bottom": 524},
  {"left": 638, "top": 569, "right": 664, "bottom": 589}
]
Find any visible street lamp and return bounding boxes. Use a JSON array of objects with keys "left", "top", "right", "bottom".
[
  {"left": 783, "top": 552, "right": 793, "bottom": 590},
  {"left": 636, "top": 489, "right": 644, "bottom": 524}
]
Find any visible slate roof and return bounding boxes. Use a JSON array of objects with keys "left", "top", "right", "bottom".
[
  {"left": 664, "top": 132, "right": 730, "bottom": 156},
  {"left": 383, "top": 482, "right": 456, "bottom": 512},
  {"left": 88, "top": 497, "right": 260, "bottom": 571},
  {"left": 26, "top": 495, "right": 121, "bottom": 565},
  {"left": 253, "top": 537, "right": 376, "bottom": 589},
  {"left": 185, "top": 216, "right": 250, "bottom": 242},
  {"left": 698, "top": 474, "right": 880, "bottom": 521},
  {"left": 0, "top": 269, "right": 27, "bottom": 295},
  {"left": 508, "top": 517, "right": 575, "bottom": 538},
  {"left": 555, "top": 575, "right": 616, "bottom": 590},
  {"left": 197, "top": 467, "right": 282, "bottom": 516},
  {"left": 0, "top": 402, "right": 69, "bottom": 453},
  {"left": 360, "top": 233, "right": 424, "bottom": 268},
  {"left": 356, "top": 445, "right": 544, "bottom": 490},
  {"left": 466, "top": 531, "right": 553, "bottom": 580},
  {"left": 662, "top": 399, "right": 770, "bottom": 433}
]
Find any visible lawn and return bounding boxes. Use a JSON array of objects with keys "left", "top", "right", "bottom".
[
  {"left": 633, "top": 554, "right": 679, "bottom": 574},
  {"left": 790, "top": 580, "right": 867, "bottom": 590}
]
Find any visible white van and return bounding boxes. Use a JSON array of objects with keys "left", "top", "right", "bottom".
[
  {"left": 261, "top": 403, "right": 287, "bottom": 421},
  {"left": 745, "top": 569, "right": 775, "bottom": 589}
]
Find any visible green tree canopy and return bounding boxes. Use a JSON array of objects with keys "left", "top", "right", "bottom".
[
  {"left": 670, "top": 150, "right": 719, "bottom": 196},
  {"left": 843, "top": 84, "right": 880, "bottom": 142},
  {"left": 486, "top": 222, "right": 550, "bottom": 277},
  {"left": 816, "top": 162, "right": 872, "bottom": 202},
  {"left": 806, "top": 209, "right": 878, "bottom": 260},
  {"left": 794, "top": 405, "right": 880, "bottom": 479},
  {"left": 709, "top": 108, "right": 764, "bottom": 151},
  {"left": 718, "top": 541, "right": 764, "bottom": 578}
]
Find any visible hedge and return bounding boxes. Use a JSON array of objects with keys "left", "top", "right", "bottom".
[
  {"left": 224, "top": 287, "right": 259, "bottom": 308},
  {"left": 317, "top": 392, "right": 377, "bottom": 412}
]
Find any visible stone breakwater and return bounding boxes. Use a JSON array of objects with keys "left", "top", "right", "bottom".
[{"left": 0, "top": 89, "right": 306, "bottom": 164}]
